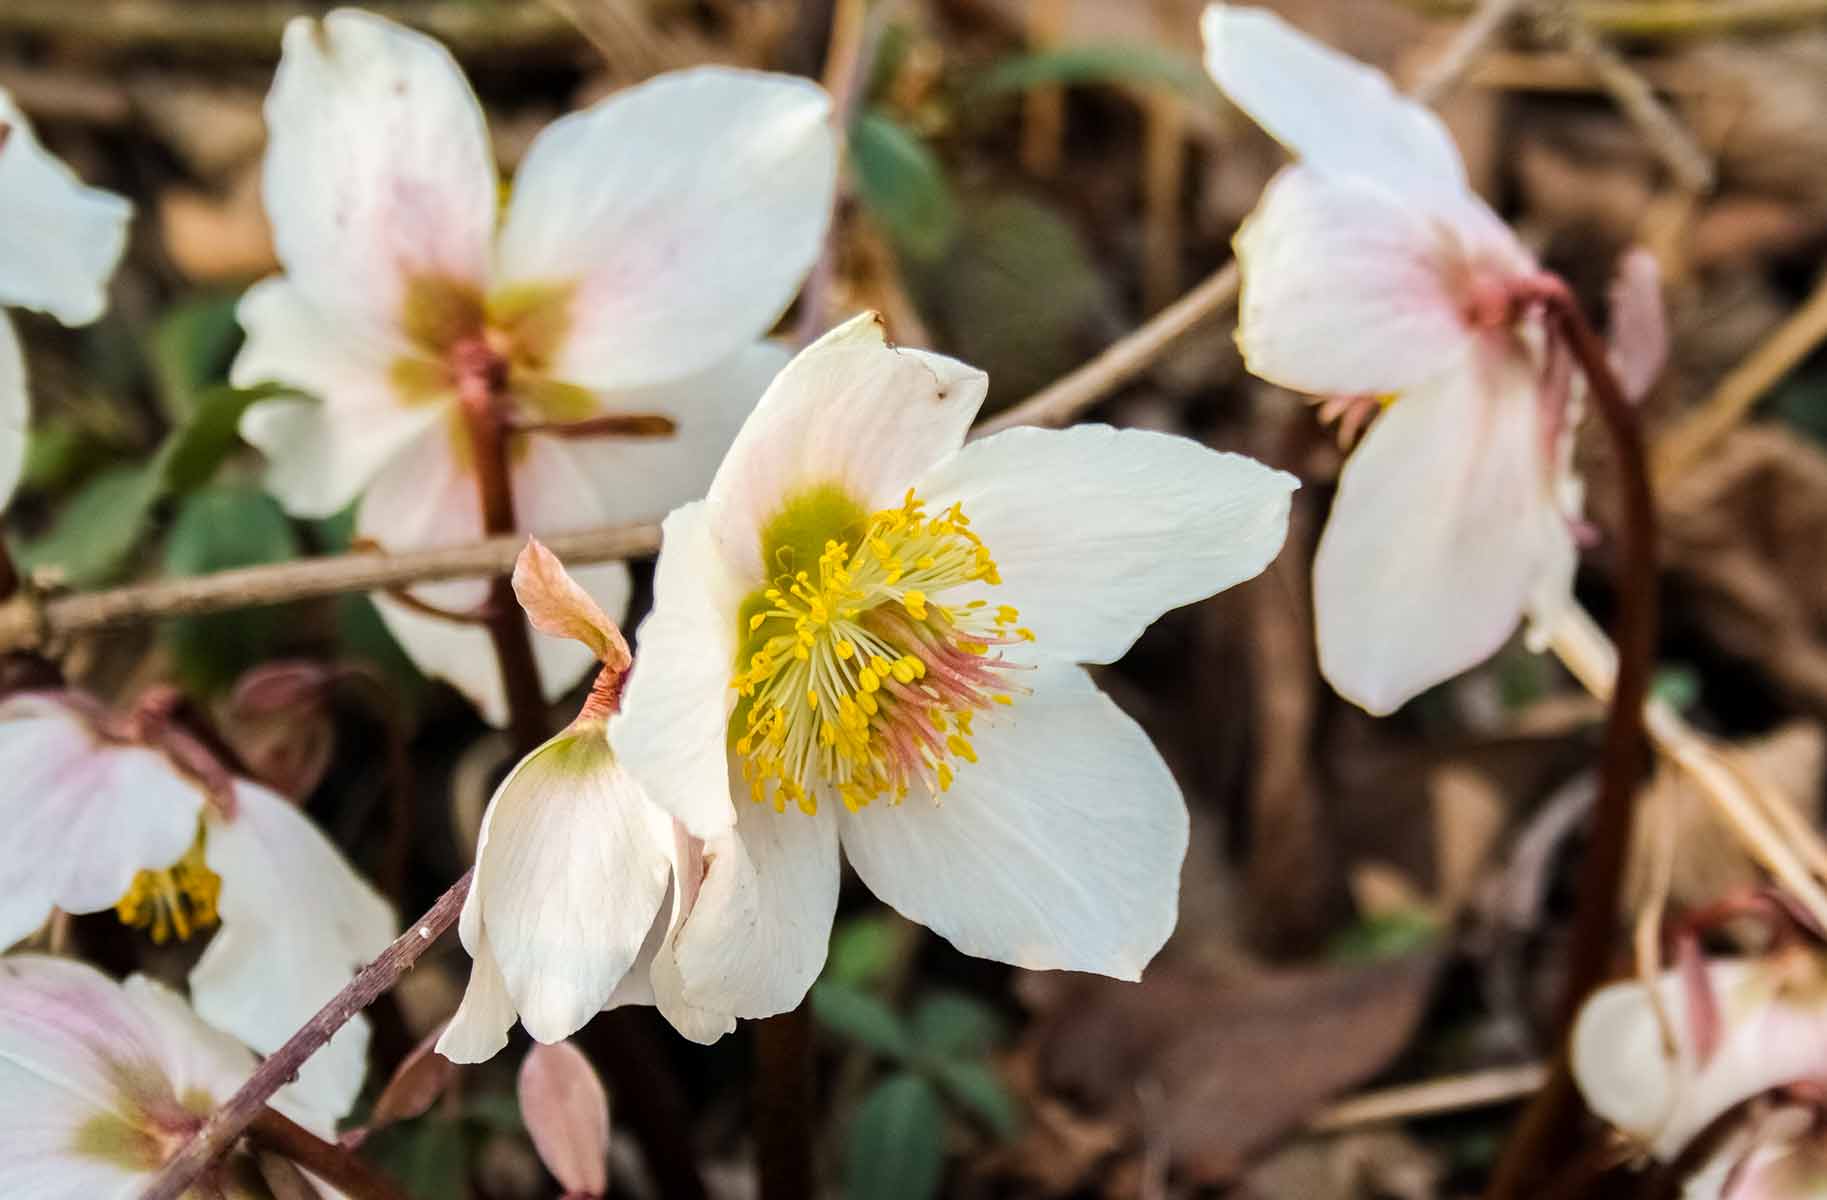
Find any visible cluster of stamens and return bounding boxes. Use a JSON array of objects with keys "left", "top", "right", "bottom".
[
  {"left": 733, "top": 490, "right": 1033, "bottom": 815},
  {"left": 114, "top": 828, "right": 221, "bottom": 945}
]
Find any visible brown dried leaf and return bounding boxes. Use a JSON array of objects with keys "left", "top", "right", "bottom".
[
  {"left": 519, "top": 1041, "right": 611, "bottom": 1199},
  {"left": 370, "top": 1026, "right": 458, "bottom": 1132},
  {"left": 512, "top": 538, "right": 630, "bottom": 672}
]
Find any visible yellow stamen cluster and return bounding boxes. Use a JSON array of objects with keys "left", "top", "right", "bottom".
[
  {"left": 733, "top": 489, "right": 1032, "bottom": 815},
  {"left": 115, "top": 830, "right": 221, "bottom": 945}
]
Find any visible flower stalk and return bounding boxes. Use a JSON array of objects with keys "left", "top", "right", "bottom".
[{"left": 247, "top": 1109, "right": 413, "bottom": 1200}]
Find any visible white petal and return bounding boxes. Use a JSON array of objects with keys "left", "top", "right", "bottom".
[
  {"left": 840, "top": 663, "right": 1186, "bottom": 979},
  {"left": 263, "top": 10, "right": 496, "bottom": 339},
  {"left": 915, "top": 425, "right": 1296, "bottom": 665},
  {"left": 233, "top": 277, "right": 446, "bottom": 518},
  {"left": 437, "top": 931, "right": 517, "bottom": 1065},
  {"left": 611, "top": 502, "right": 747, "bottom": 837},
  {"left": 1200, "top": 5, "right": 1465, "bottom": 201},
  {"left": 496, "top": 67, "right": 835, "bottom": 391},
  {"left": 0, "top": 88, "right": 132, "bottom": 325},
  {"left": 192, "top": 780, "right": 396, "bottom": 1121},
  {"left": 642, "top": 825, "right": 736, "bottom": 1045},
  {"left": 469, "top": 726, "right": 672, "bottom": 1043},
  {"left": 357, "top": 427, "right": 632, "bottom": 726},
  {"left": 0, "top": 314, "right": 27, "bottom": 512},
  {"left": 671, "top": 792, "right": 839, "bottom": 1019},
  {"left": 0, "top": 694, "right": 204, "bottom": 948},
  {"left": 1233, "top": 166, "right": 1492, "bottom": 397},
  {"left": 1313, "top": 345, "right": 1572, "bottom": 715},
  {"left": 705, "top": 313, "right": 987, "bottom": 580}
]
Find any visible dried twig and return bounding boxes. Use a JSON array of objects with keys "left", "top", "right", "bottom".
[
  {"left": 245, "top": 1109, "right": 412, "bottom": 1200},
  {"left": 1309, "top": 1063, "right": 1548, "bottom": 1132},
  {"left": 1557, "top": 14, "right": 1714, "bottom": 193},
  {"left": 1399, "top": 0, "right": 1827, "bottom": 38}
]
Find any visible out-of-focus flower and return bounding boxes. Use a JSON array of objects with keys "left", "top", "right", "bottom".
[
  {"left": 610, "top": 312, "right": 1296, "bottom": 1019},
  {"left": 230, "top": 8, "right": 836, "bottom": 726},
  {"left": 1682, "top": 1108, "right": 1827, "bottom": 1200},
  {"left": 0, "top": 955, "right": 340, "bottom": 1197},
  {"left": 438, "top": 541, "right": 729, "bottom": 1063},
  {"left": 1572, "top": 948, "right": 1827, "bottom": 1165},
  {"left": 518, "top": 1041, "right": 610, "bottom": 1200},
  {"left": 0, "top": 89, "right": 132, "bottom": 510},
  {"left": 0, "top": 691, "right": 395, "bottom": 1116},
  {"left": 1203, "top": 4, "right": 1584, "bottom": 716}
]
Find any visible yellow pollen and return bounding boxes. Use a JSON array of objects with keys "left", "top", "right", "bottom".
[{"left": 115, "top": 829, "right": 220, "bottom": 946}]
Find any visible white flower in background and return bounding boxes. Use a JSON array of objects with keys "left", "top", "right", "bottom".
[
  {"left": 1203, "top": 4, "right": 1583, "bottom": 716},
  {"left": 609, "top": 313, "right": 1296, "bottom": 1019},
  {"left": 1572, "top": 949, "right": 1827, "bottom": 1166},
  {"left": 1683, "top": 1113, "right": 1827, "bottom": 1200},
  {"left": 0, "top": 89, "right": 131, "bottom": 510},
  {"left": 231, "top": 8, "right": 837, "bottom": 726},
  {"left": 0, "top": 692, "right": 396, "bottom": 1116},
  {"left": 0, "top": 955, "right": 342, "bottom": 1197},
  {"left": 438, "top": 541, "right": 730, "bottom": 1063}
]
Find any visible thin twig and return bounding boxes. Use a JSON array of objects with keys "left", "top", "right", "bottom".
[
  {"left": 142, "top": 871, "right": 472, "bottom": 1200},
  {"left": 246, "top": 1109, "right": 413, "bottom": 1200},
  {"left": 1409, "top": 0, "right": 1536, "bottom": 102},
  {"left": 1308, "top": 1063, "right": 1548, "bottom": 1132},
  {"left": 1396, "top": 0, "right": 1827, "bottom": 38},
  {"left": 1558, "top": 15, "right": 1714, "bottom": 193}
]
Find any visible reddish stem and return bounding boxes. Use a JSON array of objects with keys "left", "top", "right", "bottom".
[
  {"left": 753, "top": 1006, "right": 816, "bottom": 1200},
  {"left": 247, "top": 1109, "right": 413, "bottom": 1200}
]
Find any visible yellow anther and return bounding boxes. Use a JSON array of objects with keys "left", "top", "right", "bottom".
[
  {"left": 859, "top": 667, "right": 881, "bottom": 693},
  {"left": 937, "top": 763, "right": 954, "bottom": 793},
  {"left": 902, "top": 590, "right": 928, "bottom": 619},
  {"left": 115, "top": 832, "right": 220, "bottom": 946},
  {"left": 890, "top": 658, "right": 916, "bottom": 684},
  {"left": 836, "top": 640, "right": 856, "bottom": 660},
  {"left": 946, "top": 734, "right": 978, "bottom": 764}
]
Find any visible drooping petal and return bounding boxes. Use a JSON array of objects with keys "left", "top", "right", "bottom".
[
  {"left": 611, "top": 502, "right": 748, "bottom": 838},
  {"left": 466, "top": 726, "right": 672, "bottom": 1044},
  {"left": 513, "top": 539, "right": 628, "bottom": 670},
  {"left": 601, "top": 825, "right": 736, "bottom": 1045},
  {"left": 233, "top": 277, "right": 447, "bottom": 518},
  {"left": 915, "top": 425, "right": 1296, "bottom": 665},
  {"left": 0, "top": 88, "right": 132, "bottom": 325},
  {"left": 704, "top": 313, "right": 987, "bottom": 580},
  {"left": 1313, "top": 344, "right": 1574, "bottom": 715},
  {"left": 517, "top": 1042, "right": 610, "bottom": 1199},
  {"left": 437, "top": 932, "right": 517, "bottom": 1065},
  {"left": 1232, "top": 166, "right": 1484, "bottom": 397},
  {"left": 0, "top": 313, "right": 27, "bottom": 511},
  {"left": 1200, "top": 4, "right": 1465, "bottom": 202},
  {"left": 262, "top": 10, "right": 496, "bottom": 344},
  {"left": 0, "top": 694, "right": 205, "bottom": 949},
  {"left": 192, "top": 780, "right": 396, "bottom": 1121},
  {"left": 356, "top": 426, "right": 631, "bottom": 726},
  {"left": 839, "top": 662, "right": 1186, "bottom": 979},
  {"left": 495, "top": 68, "right": 836, "bottom": 391},
  {"left": 670, "top": 793, "right": 840, "bottom": 1019}
]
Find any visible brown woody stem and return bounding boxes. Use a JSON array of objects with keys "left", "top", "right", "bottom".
[{"left": 247, "top": 1109, "right": 413, "bottom": 1200}]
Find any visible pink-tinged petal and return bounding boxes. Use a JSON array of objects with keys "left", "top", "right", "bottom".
[
  {"left": 839, "top": 663, "right": 1186, "bottom": 979},
  {"left": 0, "top": 694, "right": 205, "bottom": 948},
  {"left": 671, "top": 793, "right": 840, "bottom": 1019},
  {"left": 704, "top": 313, "right": 986, "bottom": 581},
  {"left": 518, "top": 1041, "right": 610, "bottom": 1198},
  {"left": 262, "top": 10, "right": 496, "bottom": 342},
  {"left": 437, "top": 932, "right": 517, "bottom": 1065},
  {"left": 234, "top": 277, "right": 447, "bottom": 519},
  {"left": 192, "top": 780, "right": 396, "bottom": 1121},
  {"left": 1200, "top": 5, "right": 1465, "bottom": 202},
  {"left": 513, "top": 539, "right": 628, "bottom": 670},
  {"left": 1234, "top": 167, "right": 1483, "bottom": 397},
  {"left": 611, "top": 502, "right": 747, "bottom": 838},
  {"left": 468, "top": 726, "right": 672, "bottom": 1044},
  {"left": 0, "top": 313, "right": 26, "bottom": 511},
  {"left": 496, "top": 68, "right": 835, "bottom": 391},
  {"left": 1313, "top": 345, "right": 1573, "bottom": 715},
  {"left": 0, "top": 88, "right": 131, "bottom": 326},
  {"left": 1609, "top": 247, "right": 1669, "bottom": 403},
  {"left": 915, "top": 425, "right": 1295, "bottom": 665},
  {"left": 1572, "top": 955, "right": 1827, "bottom": 1161}
]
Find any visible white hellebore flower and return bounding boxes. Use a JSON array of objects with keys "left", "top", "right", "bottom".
[
  {"left": 231, "top": 8, "right": 837, "bottom": 726},
  {"left": 610, "top": 313, "right": 1297, "bottom": 1019},
  {"left": 1203, "top": 5, "right": 1582, "bottom": 715},
  {"left": 0, "top": 692, "right": 396, "bottom": 1117},
  {"left": 0, "top": 89, "right": 131, "bottom": 509},
  {"left": 438, "top": 540, "right": 730, "bottom": 1063},
  {"left": 0, "top": 956, "right": 346, "bottom": 1198},
  {"left": 1572, "top": 950, "right": 1827, "bottom": 1166}
]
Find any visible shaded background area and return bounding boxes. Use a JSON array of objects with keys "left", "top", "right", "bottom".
[{"left": 9, "top": 0, "right": 1827, "bottom": 1195}]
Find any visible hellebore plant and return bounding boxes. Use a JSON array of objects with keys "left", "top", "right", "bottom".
[
  {"left": 231, "top": 8, "right": 837, "bottom": 725},
  {"left": 610, "top": 312, "right": 1297, "bottom": 1020},
  {"left": 0, "top": 691, "right": 395, "bottom": 1117},
  {"left": 0, "top": 89, "right": 131, "bottom": 511},
  {"left": 1204, "top": 4, "right": 1595, "bottom": 716},
  {"left": 439, "top": 540, "right": 728, "bottom": 1062},
  {"left": 0, "top": 955, "right": 344, "bottom": 1197}
]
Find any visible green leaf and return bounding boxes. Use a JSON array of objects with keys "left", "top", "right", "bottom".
[
  {"left": 826, "top": 913, "right": 905, "bottom": 988},
  {"left": 160, "top": 384, "right": 276, "bottom": 494},
  {"left": 973, "top": 44, "right": 1214, "bottom": 99},
  {"left": 366, "top": 1117, "right": 469, "bottom": 1200},
  {"left": 14, "top": 460, "right": 165, "bottom": 586},
  {"left": 1651, "top": 662, "right": 1702, "bottom": 712},
  {"left": 1325, "top": 910, "right": 1442, "bottom": 963},
  {"left": 161, "top": 486, "right": 301, "bottom": 690},
  {"left": 931, "top": 1058, "right": 1021, "bottom": 1141},
  {"left": 912, "top": 990, "right": 1006, "bottom": 1059},
  {"left": 148, "top": 292, "right": 244, "bottom": 422},
  {"left": 845, "top": 1073, "right": 946, "bottom": 1200},
  {"left": 850, "top": 110, "right": 957, "bottom": 263},
  {"left": 812, "top": 980, "right": 914, "bottom": 1060}
]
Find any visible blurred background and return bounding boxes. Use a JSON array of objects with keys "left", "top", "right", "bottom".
[{"left": 9, "top": 0, "right": 1827, "bottom": 1195}]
